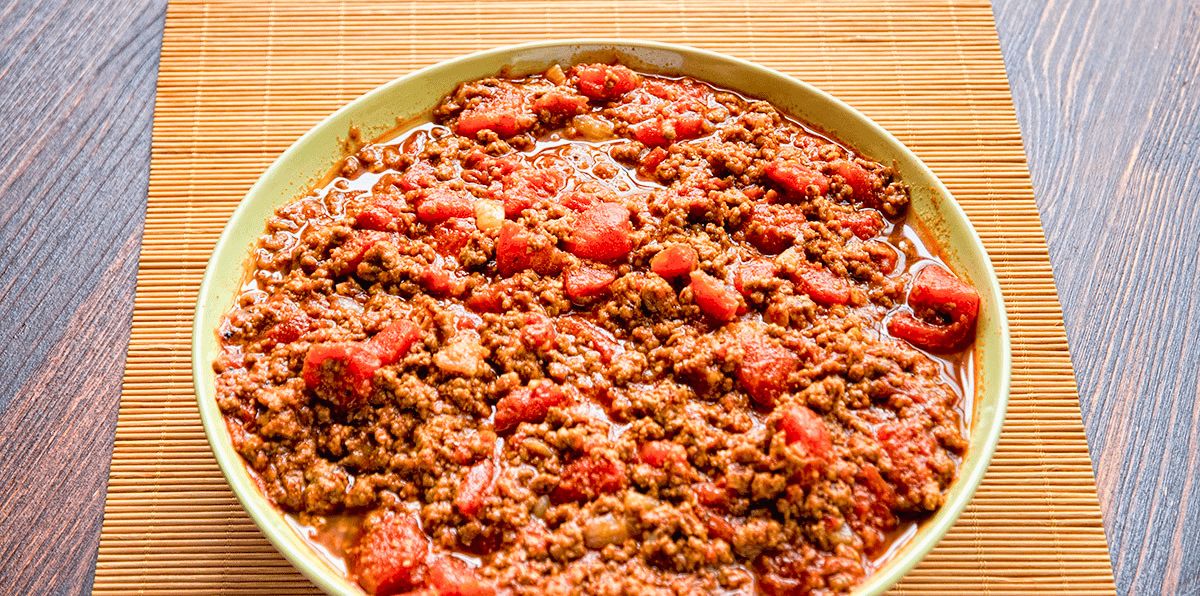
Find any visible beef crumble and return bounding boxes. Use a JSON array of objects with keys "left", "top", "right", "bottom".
[{"left": 214, "top": 63, "right": 980, "bottom": 596}]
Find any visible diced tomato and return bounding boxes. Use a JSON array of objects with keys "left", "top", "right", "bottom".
[
  {"left": 555, "top": 317, "right": 620, "bottom": 364},
  {"left": 733, "top": 259, "right": 777, "bottom": 296},
  {"left": 417, "top": 189, "right": 474, "bottom": 224},
  {"left": 737, "top": 335, "right": 800, "bottom": 408},
  {"left": 464, "top": 278, "right": 519, "bottom": 313},
  {"left": 650, "top": 245, "right": 698, "bottom": 279},
  {"left": 829, "top": 159, "right": 875, "bottom": 202},
  {"left": 743, "top": 204, "right": 808, "bottom": 254},
  {"left": 357, "top": 206, "right": 396, "bottom": 231},
  {"left": 455, "top": 90, "right": 534, "bottom": 139},
  {"left": 352, "top": 512, "right": 429, "bottom": 596},
  {"left": 493, "top": 381, "right": 568, "bottom": 433},
  {"left": 521, "top": 312, "right": 557, "bottom": 350},
  {"left": 849, "top": 464, "right": 899, "bottom": 555},
  {"left": 779, "top": 405, "right": 833, "bottom": 462},
  {"left": 796, "top": 267, "right": 851, "bottom": 306},
  {"left": 455, "top": 460, "right": 495, "bottom": 518},
  {"left": 689, "top": 271, "right": 739, "bottom": 322},
  {"left": 887, "top": 265, "right": 980, "bottom": 352},
  {"left": 755, "top": 549, "right": 865, "bottom": 596},
  {"left": 334, "top": 231, "right": 387, "bottom": 277},
  {"left": 764, "top": 159, "right": 830, "bottom": 198},
  {"left": 496, "top": 221, "right": 534, "bottom": 276},
  {"left": 574, "top": 64, "right": 641, "bottom": 100},
  {"left": 431, "top": 218, "right": 476, "bottom": 257},
  {"left": 426, "top": 557, "right": 496, "bottom": 596},
  {"left": 876, "top": 419, "right": 939, "bottom": 502},
  {"left": 398, "top": 161, "right": 438, "bottom": 191},
  {"left": 563, "top": 266, "right": 617, "bottom": 300},
  {"left": 499, "top": 165, "right": 566, "bottom": 218},
  {"left": 267, "top": 311, "right": 310, "bottom": 344},
  {"left": 630, "top": 112, "right": 704, "bottom": 148},
  {"left": 368, "top": 319, "right": 421, "bottom": 366},
  {"left": 701, "top": 510, "right": 737, "bottom": 543},
  {"left": 639, "top": 146, "right": 668, "bottom": 176},
  {"left": 867, "top": 240, "right": 899, "bottom": 275},
  {"left": 560, "top": 190, "right": 600, "bottom": 212},
  {"left": 302, "top": 342, "right": 381, "bottom": 408},
  {"left": 839, "top": 209, "right": 883, "bottom": 239},
  {"left": 533, "top": 89, "right": 589, "bottom": 117},
  {"left": 638, "top": 441, "right": 686, "bottom": 468},
  {"left": 567, "top": 202, "right": 632, "bottom": 263},
  {"left": 420, "top": 262, "right": 453, "bottom": 296},
  {"left": 552, "top": 454, "right": 627, "bottom": 503},
  {"left": 693, "top": 481, "right": 730, "bottom": 509}
]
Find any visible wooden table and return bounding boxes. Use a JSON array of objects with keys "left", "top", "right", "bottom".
[{"left": 0, "top": 0, "right": 1194, "bottom": 593}]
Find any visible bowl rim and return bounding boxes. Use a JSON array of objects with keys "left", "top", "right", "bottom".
[{"left": 192, "top": 38, "right": 1011, "bottom": 595}]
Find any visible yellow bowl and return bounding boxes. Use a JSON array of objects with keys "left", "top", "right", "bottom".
[{"left": 192, "top": 39, "right": 1011, "bottom": 595}]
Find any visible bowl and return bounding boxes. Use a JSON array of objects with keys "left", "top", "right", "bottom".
[{"left": 193, "top": 39, "right": 1011, "bottom": 595}]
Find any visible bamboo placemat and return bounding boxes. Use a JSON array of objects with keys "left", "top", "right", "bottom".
[{"left": 93, "top": 0, "right": 1116, "bottom": 593}]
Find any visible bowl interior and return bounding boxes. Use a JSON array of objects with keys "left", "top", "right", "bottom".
[{"left": 193, "top": 40, "right": 1011, "bottom": 596}]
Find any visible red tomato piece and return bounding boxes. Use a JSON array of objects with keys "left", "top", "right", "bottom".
[
  {"left": 368, "top": 319, "right": 421, "bottom": 366},
  {"left": 650, "top": 245, "right": 698, "bottom": 279},
  {"left": 887, "top": 265, "right": 980, "bottom": 352},
  {"left": 829, "top": 159, "right": 875, "bottom": 202},
  {"left": 839, "top": 209, "right": 883, "bottom": 240},
  {"left": 876, "top": 419, "right": 939, "bottom": 501},
  {"left": 267, "top": 311, "right": 310, "bottom": 344},
  {"left": 630, "top": 113, "right": 704, "bottom": 148},
  {"left": 521, "top": 312, "right": 557, "bottom": 350},
  {"left": 455, "top": 90, "right": 534, "bottom": 138},
  {"left": 455, "top": 460, "right": 494, "bottom": 518},
  {"left": 552, "top": 454, "right": 628, "bottom": 503},
  {"left": 420, "top": 262, "right": 453, "bottom": 296},
  {"left": 743, "top": 204, "right": 809, "bottom": 254},
  {"left": 464, "top": 278, "right": 519, "bottom": 313},
  {"left": 493, "top": 381, "right": 568, "bottom": 433},
  {"left": 574, "top": 63, "right": 641, "bottom": 100},
  {"left": 733, "top": 259, "right": 777, "bottom": 296},
  {"left": 639, "top": 146, "right": 669, "bottom": 176},
  {"left": 764, "top": 159, "right": 830, "bottom": 198},
  {"left": 302, "top": 342, "right": 381, "bottom": 408},
  {"left": 426, "top": 557, "right": 496, "bottom": 596},
  {"left": 778, "top": 405, "right": 833, "bottom": 462},
  {"left": 563, "top": 266, "right": 617, "bottom": 300},
  {"left": 567, "top": 203, "right": 632, "bottom": 263},
  {"left": 737, "top": 336, "right": 800, "bottom": 408},
  {"left": 495, "top": 221, "right": 534, "bottom": 276},
  {"left": 352, "top": 512, "right": 430, "bottom": 596},
  {"left": 417, "top": 189, "right": 474, "bottom": 225},
  {"left": 555, "top": 317, "right": 620, "bottom": 364},
  {"left": 796, "top": 268, "right": 851, "bottom": 306},
  {"left": 533, "top": 89, "right": 589, "bottom": 117},
  {"left": 357, "top": 206, "right": 395, "bottom": 231},
  {"left": 560, "top": 190, "right": 600, "bottom": 212},
  {"left": 638, "top": 441, "right": 686, "bottom": 468},
  {"left": 431, "top": 218, "right": 476, "bottom": 257},
  {"left": 398, "top": 161, "right": 437, "bottom": 191},
  {"left": 693, "top": 481, "right": 730, "bottom": 509},
  {"left": 849, "top": 464, "right": 899, "bottom": 555},
  {"left": 689, "top": 271, "right": 739, "bottom": 322},
  {"left": 334, "top": 231, "right": 387, "bottom": 277},
  {"left": 500, "top": 165, "right": 566, "bottom": 218}
]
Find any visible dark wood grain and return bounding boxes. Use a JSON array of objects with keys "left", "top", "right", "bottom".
[
  {"left": 0, "top": 0, "right": 166, "bottom": 593},
  {"left": 0, "top": 1, "right": 1195, "bottom": 594},
  {"left": 992, "top": 1, "right": 1200, "bottom": 593}
]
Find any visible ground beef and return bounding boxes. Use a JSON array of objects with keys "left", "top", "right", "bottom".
[{"left": 214, "top": 62, "right": 980, "bottom": 596}]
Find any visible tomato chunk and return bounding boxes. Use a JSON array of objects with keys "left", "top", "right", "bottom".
[
  {"left": 521, "top": 312, "right": 557, "bottom": 350},
  {"left": 733, "top": 259, "right": 777, "bottom": 296},
  {"left": 887, "top": 265, "right": 980, "bottom": 352},
  {"left": 849, "top": 464, "right": 899, "bottom": 555},
  {"left": 352, "top": 512, "right": 429, "bottom": 596},
  {"left": 563, "top": 266, "right": 617, "bottom": 301},
  {"left": 574, "top": 63, "right": 641, "bottom": 100},
  {"left": 560, "top": 190, "right": 600, "bottom": 212},
  {"left": 455, "top": 460, "right": 495, "bottom": 518},
  {"left": 501, "top": 166, "right": 566, "bottom": 218},
  {"left": 455, "top": 90, "right": 534, "bottom": 138},
  {"left": 267, "top": 310, "right": 310, "bottom": 344},
  {"left": 302, "top": 342, "right": 381, "bottom": 408},
  {"left": 743, "top": 204, "right": 809, "bottom": 254},
  {"left": 398, "top": 161, "right": 437, "bottom": 191},
  {"left": 650, "top": 245, "right": 698, "bottom": 279},
  {"left": 779, "top": 405, "right": 833, "bottom": 460},
  {"left": 333, "top": 230, "right": 387, "bottom": 277},
  {"left": 426, "top": 556, "right": 496, "bottom": 596},
  {"left": 639, "top": 147, "right": 668, "bottom": 176},
  {"left": 568, "top": 202, "right": 632, "bottom": 263},
  {"left": 795, "top": 267, "right": 851, "bottom": 306},
  {"left": 493, "top": 381, "right": 568, "bottom": 433},
  {"left": 417, "top": 189, "right": 474, "bottom": 225},
  {"left": 630, "top": 113, "right": 704, "bottom": 147},
  {"left": 357, "top": 206, "right": 396, "bottom": 231},
  {"left": 689, "top": 271, "right": 739, "bottom": 322},
  {"left": 839, "top": 209, "right": 883, "bottom": 240},
  {"left": 829, "top": 159, "right": 876, "bottom": 202},
  {"left": 368, "top": 319, "right": 421, "bottom": 365},
  {"left": 465, "top": 278, "right": 519, "bottom": 313},
  {"left": 738, "top": 335, "right": 800, "bottom": 408},
  {"left": 552, "top": 453, "right": 627, "bottom": 502},
  {"left": 876, "top": 419, "right": 940, "bottom": 506},
  {"left": 533, "top": 89, "right": 589, "bottom": 117},
  {"left": 638, "top": 441, "right": 686, "bottom": 468},
  {"left": 495, "top": 221, "right": 560, "bottom": 276},
  {"left": 765, "top": 159, "right": 830, "bottom": 198},
  {"left": 431, "top": 218, "right": 476, "bottom": 257}
]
